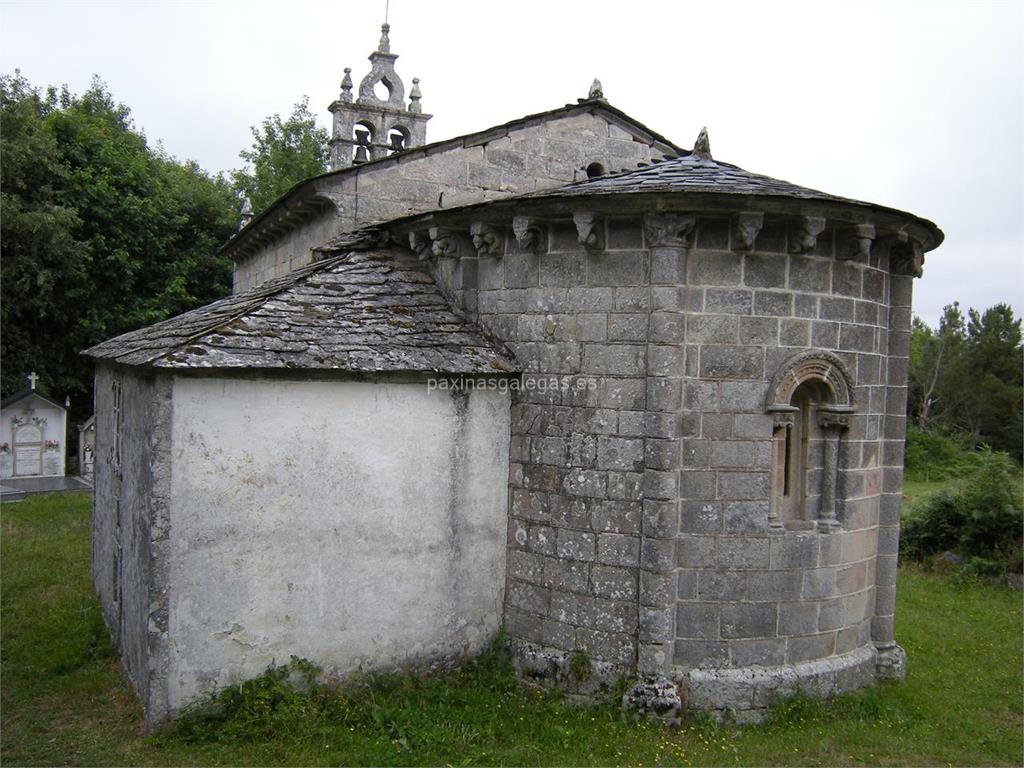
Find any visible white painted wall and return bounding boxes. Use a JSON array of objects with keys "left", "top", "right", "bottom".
[
  {"left": 0, "top": 394, "right": 67, "bottom": 478},
  {"left": 165, "top": 376, "right": 510, "bottom": 712}
]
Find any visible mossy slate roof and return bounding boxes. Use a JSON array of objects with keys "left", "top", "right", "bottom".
[
  {"left": 525, "top": 154, "right": 862, "bottom": 204},
  {"left": 84, "top": 235, "right": 515, "bottom": 374}
]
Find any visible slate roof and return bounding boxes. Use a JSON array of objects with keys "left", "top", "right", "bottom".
[
  {"left": 84, "top": 236, "right": 515, "bottom": 374},
  {"left": 523, "top": 154, "right": 864, "bottom": 205}
]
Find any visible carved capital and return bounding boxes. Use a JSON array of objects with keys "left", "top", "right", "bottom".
[
  {"left": 772, "top": 411, "right": 796, "bottom": 429},
  {"left": 838, "top": 223, "right": 875, "bottom": 261},
  {"left": 789, "top": 216, "right": 827, "bottom": 254},
  {"left": 731, "top": 212, "right": 764, "bottom": 251},
  {"left": 890, "top": 237, "right": 924, "bottom": 278},
  {"left": 429, "top": 226, "right": 464, "bottom": 259},
  {"left": 409, "top": 231, "right": 431, "bottom": 260},
  {"left": 469, "top": 222, "right": 503, "bottom": 257},
  {"left": 512, "top": 216, "right": 546, "bottom": 253},
  {"left": 573, "top": 211, "right": 603, "bottom": 253},
  {"left": 817, "top": 410, "right": 850, "bottom": 430},
  {"left": 643, "top": 212, "right": 696, "bottom": 249}
]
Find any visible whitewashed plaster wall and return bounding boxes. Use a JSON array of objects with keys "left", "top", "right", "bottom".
[{"left": 164, "top": 376, "right": 511, "bottom": 713}]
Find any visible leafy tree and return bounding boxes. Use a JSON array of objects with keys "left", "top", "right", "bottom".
[
  {"left": 1, "top": 72, "right": 236, "bottom": 422},
  {"left": 231, "top": 97, "right": 328, "bottom": 214},
  {"left": 908, "top": 301, "right": 1023, "bottom": 460}
]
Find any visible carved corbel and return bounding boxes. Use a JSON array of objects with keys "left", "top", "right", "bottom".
[
  {"left": 889, "top": 236, "right": 924, "bottom": 278},
  {"left": 512, "top": 216, "right": 546, "bottom": 253},
  {"left": 572, "top": 211, "right": 603, "bottom": 253},
  {"left": 429, "top": 226, "right": 465, "bottom": 259},
  {"left": 409, "top": 231, "right": 432, "bottom": 260},
  {"left": 838, "top": 223, "right": 875, "bottom": 261},
  {"left": 469, "top": 222, "right": 503, "bottom": 257},
  {"left": 789, "top": 216, "right": 827, "bottom": 254},
  {"left": 731, "top": 212, "right": 764, "bottom": 251},
  {"left": 643, "top": 212, "right": 696, "bottom": 249}
]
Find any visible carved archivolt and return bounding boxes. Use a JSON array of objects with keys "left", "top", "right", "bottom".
[{"left": 765, "top": 350, "right": 856, "bottom": 412}]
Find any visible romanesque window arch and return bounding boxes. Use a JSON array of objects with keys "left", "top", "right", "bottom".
[{"left": 765, "top": 351, "right": 856, "bottom": 531}]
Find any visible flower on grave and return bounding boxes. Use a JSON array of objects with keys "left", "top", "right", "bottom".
[
  {"left": 0, "top": 443, "right": 8, "bottom": 453},
  {"left": 44, "top": 440, "right": 60, "bottom": 451}
]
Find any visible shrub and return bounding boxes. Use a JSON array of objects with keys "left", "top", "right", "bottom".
[
  {"left": 902, "top": 448, "right": 1023, "bottom": 573},
  {"left": 904, "top": 426, "right": 981, "bottom": 482}
]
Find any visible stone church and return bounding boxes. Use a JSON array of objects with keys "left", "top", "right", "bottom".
[{"left": 86, "top": 23, "right": 943, "bottom": 727}]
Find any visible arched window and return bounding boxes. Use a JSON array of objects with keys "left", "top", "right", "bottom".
[{"left": 766, "top": 352, "right": 855, "bottom": 531}]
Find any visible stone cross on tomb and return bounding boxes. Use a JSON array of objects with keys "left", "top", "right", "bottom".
[{"left": 27, "top": 371, "right": 39, "bottom": 390}]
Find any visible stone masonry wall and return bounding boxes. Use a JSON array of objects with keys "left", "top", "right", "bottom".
[
  {"left": 233, "top": 111, "right": 675, "bottom": 292},
  {"left": 425, "top": 211, "right": 899, "bottom": 690},
  {"left": 673, "top": 220, "right": 889, "bottom": 673}
]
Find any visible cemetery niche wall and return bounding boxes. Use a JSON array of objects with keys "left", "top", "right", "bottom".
[
  {"left": 86, "top": 23, "right": 943, "bottom": 728},
  {"left": 0, "top": 374, "right": 69, "bottom": 480}
]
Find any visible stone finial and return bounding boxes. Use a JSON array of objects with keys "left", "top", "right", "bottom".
[
  {"left": 512, "top": 216, "right": 546, "bottom": 253},
  {"left": 588, "top": 78, "right": 605, "bottom": 100},
  {"left": 238, "top": 197, "right": 254, "bottom": 232},
  {"left": 378, "top": 22, "right": 391, "bottom": 53},
  {"left": 408, "top": 78, "right": 422, "bottom": 113},
  {"left": 789, "top": 216, "right": 827, "bottom": 254},
  {"left": 732, "top": 212, "right": 764, "bottom": 251},
  {"left": 573, "top": 212, "right": 603, "bottom": 253},
  {"left": 340, "top": 68, "right": 353, "bottom": 103},
  {"left": 692, "top": 127, "right": 712, "bottom": 160}
]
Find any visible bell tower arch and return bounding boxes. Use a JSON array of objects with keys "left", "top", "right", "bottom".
[{"left": 328, "top": 23, "right": 432, "bottom": 169}]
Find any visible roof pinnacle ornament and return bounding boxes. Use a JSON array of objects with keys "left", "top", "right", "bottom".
[
  {"left": 692, "top": 127, "right": 712, "bottom": 160},
  {"left": 378, "top": 22, "right": 391, "bottom": 53},
  {"left": 340, "top": 67, "right": 353, "bottom": 103},
  {"left": 238, "top": 197, "right": 254, "bottom": 232},
  {"left": 588, "top": 78, "right": 605, "bottom": 101},
  {"left": 409, "top": 77, "right": 422, "bottom": 113}
]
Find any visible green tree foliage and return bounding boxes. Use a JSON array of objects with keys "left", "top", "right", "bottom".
[
  {"left": 230, "top": 97, "right": 328, "bottom": 214},
  {"left": 1, "top": 72, "right": 237, "bottom": 421},
  {"left": 909, "top": 301, "right": 1023, "bottom": 460}
]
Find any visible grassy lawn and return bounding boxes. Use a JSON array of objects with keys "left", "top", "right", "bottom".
[{"left": 2, "top": 491, "right": 1021, "bottom": 766}]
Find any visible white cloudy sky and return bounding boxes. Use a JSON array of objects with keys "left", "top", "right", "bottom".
[{"left": 3, "top": 0, "right": 1021, "bottom": 326}]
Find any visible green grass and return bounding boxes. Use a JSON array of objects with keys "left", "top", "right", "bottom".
[{"left": 2, "top": 491, "right": 1022, "bottom": 766}]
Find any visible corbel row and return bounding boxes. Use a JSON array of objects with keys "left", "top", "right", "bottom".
[{"left": 402, "top": 211, "right": 923, "bottom": 275}]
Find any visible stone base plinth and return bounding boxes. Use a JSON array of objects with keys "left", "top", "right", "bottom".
[{"left": 679, "top": 645, "right": 879, "bottom": 723}]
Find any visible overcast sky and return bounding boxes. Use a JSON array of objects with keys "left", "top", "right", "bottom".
[{"left": 3, "top": 0, "right": 1021, "bottom": 326}]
